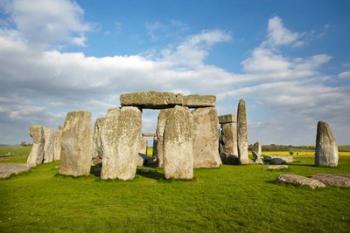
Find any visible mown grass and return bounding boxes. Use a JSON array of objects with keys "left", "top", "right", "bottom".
[
  {"left": 0, "top": 146, "right": 350, "bottom": 232},
  {"left": 0, "top": 146, "right": 30, "bottom": 163}
]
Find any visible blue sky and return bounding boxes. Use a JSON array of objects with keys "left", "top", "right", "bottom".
[{"left": 0, "top": 0, "right": 349, "bottom": 145}]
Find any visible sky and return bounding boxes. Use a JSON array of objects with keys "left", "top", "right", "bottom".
[{"left": 0, "top": 0, "right": 349, "bottom": 145}]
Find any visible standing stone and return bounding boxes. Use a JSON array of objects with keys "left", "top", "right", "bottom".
[
  {"left": 53, "top": 127, "right": 62, "bottom": 161},
  {"left": 219, "top": 114, "right": 238, "bottom": 164},
  {"left": 163, "top": 106, "right": 193, "bottom": 179},
  {"left": 192, "top": 107, "right": 221, "bottom": 168},
  {"left": 101, "top": 107, "right": 141, "bottom": 180},
  {"left": 252, "top": 141, "right": 263, "bottom": 164},
  {"left": 137, "top": 136, "right": 148, "bottom": 166},
  {"left": 315, "top": 121, "right": 339, "bottom": 167},
  {"left": 155, "top": 108, "right": 172, "bottom": 167},
  {"left": 92, "top": 117, "right": 105, "bottom": 165},
  {"left": 26, "top": 125, "right": 45, "bottom": 166},
  {"left": 237, "top": 99, "right": 250, "bottom": 164},
  {"left": 43, "top": 128, "right": 55, "bottom": 163},
  {"left": 59, "top": 111, "right": 93, "bottom": 177}
]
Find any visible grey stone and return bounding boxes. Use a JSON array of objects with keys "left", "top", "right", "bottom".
[
  {"left": 163, "top": 106, "right": 193, "bottom": 179},
  {"left": 315, "top": 121, "right": 339, "bottom": 167},
  {"left": 43, "top": 128, "right": 55, "bottom": 163},
  {"left": 139, "top": 136, "right": 147, "bottom": 156},
  {"left": 237, "top": 99, "right": 249, "bottom": 164},
  {"left": 263, "top": 155, "right": 294, "bottom": 164},
  {"left": 276, "top": 174, "right": 326, "bottom": 189},
  {"left": 155, "top": 108, "right": 172, "bottom": 167},
  {"left": 267, "top": 165, "right": 288, "bottom": 170},
  {"left": 218, "top": 114, "right": 236, "bottom": 124},
  {"left": 252, "top": 151, "right": 263, "bottom": 164},
  {"left": 0, "top": 163, "right": 31, "bottom": 179},
  {"left": 59, "top": 111, "right": 93, "bottom": 177},
  {"left": 101, "top": 107, "right": 142, "bottom": 180},
  {"left": 53, "top": 127, "right": 62, "bottom": 161},
  {"left": 253, "top": 142, "right": 262, "bottom": 155},
  {"left": 311, "top": 174, "right": 350, "bottom": 187},
  {"left": 92, "top": 117, "right": 105, "bottom": 165},
  {"left": 219, "top": 122, "right": 239, "bottom": 164},
  {"left": 26, "top": 125, "right": 45, "bottom": 166},
  {"left": 192, "top": 107, "right": 221, "bottom": 168},
  {"left": 120, "top": 91, "right": 183, "bottom": 109},
  {"left": 183, "top": 95, "right": 216, "bottom": 108}
]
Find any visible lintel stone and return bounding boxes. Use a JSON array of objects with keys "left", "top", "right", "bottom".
[
  {"left": 183, "top": 95, "right": 216, "bottom": 108},
  {"left": 218, "top": 114, "right": 237, "bottom": 124}
]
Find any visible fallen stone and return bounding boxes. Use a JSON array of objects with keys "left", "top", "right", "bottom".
[
  {"left": 311, "top": 174, "right": 350, "bottom": 187},
  {"left": 0, "top": 163, "right": 31, "bottom": 179},
  {"left": 59, "top": 111, "right": 93, "bottom": 177},
  {"left": 192, "top": 107, "right": 221, "bottom": 168},
  {"left": 26, "top": 125, "right": 45, "bottom": 166},
  {"left": 183, "top": 95, "right": 216, "bottom": 108},
  {"left": 263, "top": 155, "right": 294, "bottom": 164},
  {"left": 163, "top": 106, "right": 193, "bottom": 179},
  {"left": 315, "top": 121, "right": 339, "bottom": 167},
  {"left": 237, "top": 99, "right": 249, "bottom": 164},
  {"left": 218, "top": 114, "right": 236, "bottom": 124},
  {"left": 43, "top": 128, "right": 55, "bottom": 163},
  {"left": 267, "top": 165, "right": 288, "bottom": 170},
  {"left": 120, "top": 91, "right": 183, "bottom": 109},
  {"left": 101, "top": 107, "right": 142, "bottom": 180},
  {"left": 276, "top": 174, "right": 326, "bottom": 189},
  {"left": 155, "top": 108, "right": 172, "bottom": 167}
]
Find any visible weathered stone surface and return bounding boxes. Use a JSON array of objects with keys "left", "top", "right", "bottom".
[
  {"left": 253, "top": 142, "right": 262, "bottom": 155},
  {"left": 155, "top": 108, "right": 172, "bottom": 167},
  {"left": 0, "top": 163, "right": 31, "bottom": 179},
  {"left": 92, "top": 117, "right": 105, "bottom": 165},
  {"left": 252, "top": 151, "right": 263, "bottom": 164},
  {"left": 218, "top": 114, "right": 236, "bottom": 124},
  {"left": 163, "top": 106, "right": 193, "bottom": 179},
  {"left": 237, "top": 99, "right": 249, "bottom": 164},
  {"left": 219, "top": 122, "right": 239, "bottom": 164},
  {"left": 53, "top": 127, "right": 62, "bottom": 161},
  {"left": 267, "top": 165, "right": 288, "bottom": 170},
  {"left": 101, "top": 107, "right": 142, "bottom": 180},
  {"left": 142, "top": 132, "right": 155, "bottom": 137},
  {"left": 263, "top": 155, "right": 294, "bottom": 164},
  {"left": 139, "top": 136, "right": 147, "bottom": 156},
  {"left": 59, "top": 111, "right": 93, "bottom": 177},
  {"left": 183, "top": 95, "right": 216, "bottom": 108},
  {"left": 311, "top": 174, "right": 350, "bottom": 187},
  {"left": 120, "top": 91, "right": 183, "bottom": 109},
  {"left": 192, "top": 107, "right": 221, "bottom": 168},
  {"left": 26, "top": 125, "right": 45, "bottom": 166},
  {"left": 315, "top": 121, "right": 339, "bottom": 167},
  {"left": 43, "top": 128, "right": 55, "bottom": 163},
  {"left": 277, "top": 174, "right": 326, "bottom": 189}
]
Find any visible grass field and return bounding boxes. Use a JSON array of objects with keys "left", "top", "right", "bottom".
[{"left": 0, "top": 146, "right": 350, "bottom": 233}]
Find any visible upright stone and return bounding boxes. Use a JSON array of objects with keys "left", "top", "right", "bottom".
[
  {"left": 101, "top": 107, "right": 141, "bottom": 180},
  {"left": 43, "top": 128, "right": 55, "bottom": 163},
  {"left": 26, "top": 125, "right": 45, "bottom": 166},
  {"left": 59, "top": 111, "right": 93, "bottom": 177},
  {"left": 163, "top": 106, "right": 193, "bottom": 179},
  {"left": 53, "top": 127, "right": 62, "bottom": 161},
  {"left": 315, "top": 121, "right": 339, "bottom": 167},
  {"left": 192, "top": 107, "right": 221, "bottom": 168},
  {"left": 92, "top": 117, "right": 105, "bottom": 165},
  {"left": 237, "top": 99, "right": 250, "bottom": 164},
  {"left": 219, "top": 114, "right": 238, "bottom": 164},
  {"left": 155, "top": 109, "right": 172, "bottom": 167}
]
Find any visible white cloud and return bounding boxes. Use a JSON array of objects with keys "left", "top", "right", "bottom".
[
  {"left": 338, "top": 71, "right": 350, "bottom": 79},
  {"left": 1, "top": 0, "right": 90, "bottom": 48},
  {"left": 266, "top": 16, "right": 302, "bottom": 47}
]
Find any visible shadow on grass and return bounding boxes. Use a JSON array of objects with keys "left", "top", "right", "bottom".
[{"left": 137, "top": 168, "right": 163, "bottom": 180}]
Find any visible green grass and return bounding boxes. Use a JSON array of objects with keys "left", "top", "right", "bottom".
[
  {"left": 0, "top": 146, "right": 30, "bottom": 163},
  {"left": 1, "top": 148, "right": 350, "bottom": 233}
]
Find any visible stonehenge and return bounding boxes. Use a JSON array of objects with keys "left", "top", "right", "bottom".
[
  {"left": 315, "top": 121, "right": 339, "bottom": 167},
  {"left": 59, "top": 111, "right": 93, "bottom": 177},
  {"left": 24, "top": 91, "right": 342, "bottom": 182}
]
